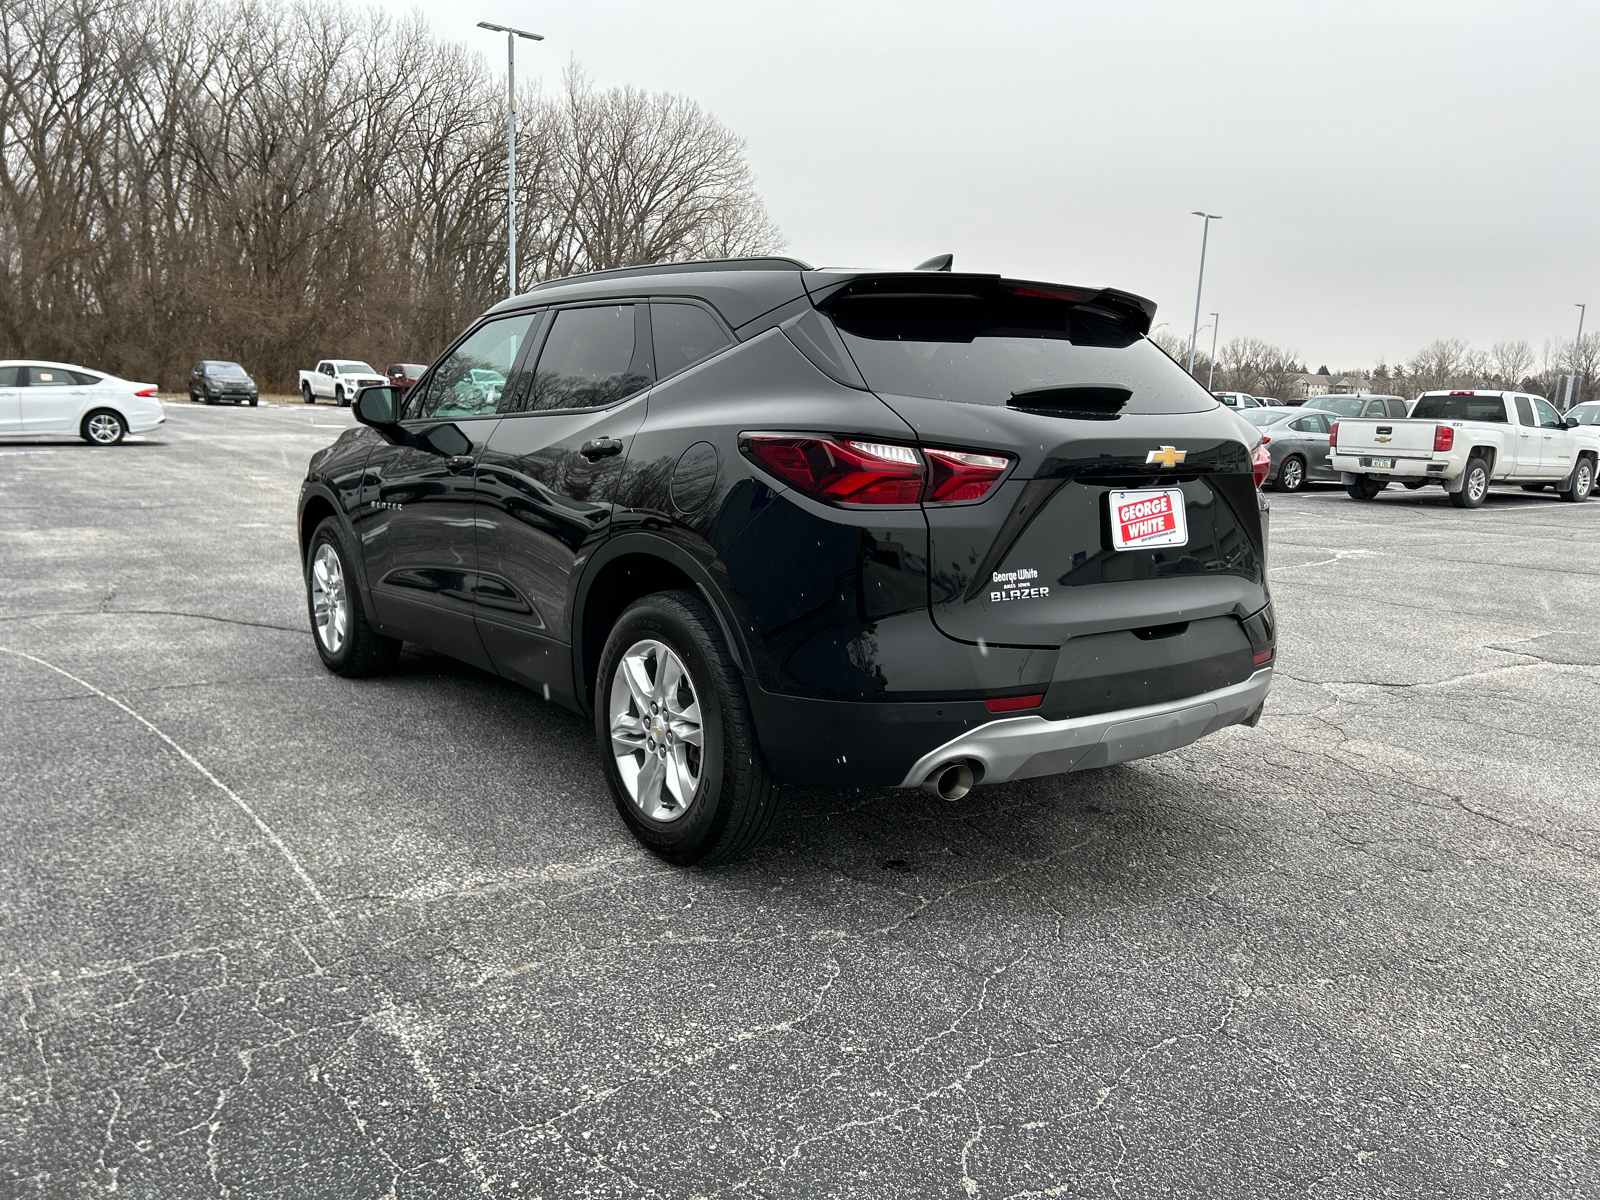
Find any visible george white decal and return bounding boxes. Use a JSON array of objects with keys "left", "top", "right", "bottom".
[{"left": 989, "top": 567, "right": 1049, "bottom": 603}]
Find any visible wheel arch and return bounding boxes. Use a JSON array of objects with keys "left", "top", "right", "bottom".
[{"left": 572, "top": 534, "right": 753, "bottom": 719}]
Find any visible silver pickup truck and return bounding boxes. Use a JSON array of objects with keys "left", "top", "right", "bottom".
[{"left": 1329, "top": 389, "right": 1599, "bottom": 507}]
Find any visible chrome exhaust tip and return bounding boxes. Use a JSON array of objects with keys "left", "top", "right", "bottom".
[{"left": 921, "top": 760, "right": 975, "bottom": 801}]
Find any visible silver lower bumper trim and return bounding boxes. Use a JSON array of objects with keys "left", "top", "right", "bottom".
[{"left": 898, "top": 668, "right": 1274, "bottom": 788}]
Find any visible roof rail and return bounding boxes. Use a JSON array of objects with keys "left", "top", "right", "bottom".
[{"left": 527, "top": 256, "right": 813, "bottom": 292}]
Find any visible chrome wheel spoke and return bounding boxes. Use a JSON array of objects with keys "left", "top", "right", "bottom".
[{"left": 608, "top": 636, "right": 703, "bottom": 823}]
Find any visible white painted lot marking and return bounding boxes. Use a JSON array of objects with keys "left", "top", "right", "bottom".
[{"left": 0, "top": 645, "right": 337, "bottom": 922}]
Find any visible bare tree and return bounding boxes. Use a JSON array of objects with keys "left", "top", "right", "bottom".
[{"left": 0, "top": 0, "right": 784, "bottom": 388}]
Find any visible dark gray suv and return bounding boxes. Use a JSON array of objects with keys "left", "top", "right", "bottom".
[{"left": 298, "top": 258, "right": 1276, "bottom": 864}]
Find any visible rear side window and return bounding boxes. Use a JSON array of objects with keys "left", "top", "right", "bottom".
[
  {"left": 1515, "top": 397, "right": 1536, "bottom": 426},
  {"left": 412, "top": 313, "right": 537, "bottom": 419},
  {"left": 24, "top": 367, "right": 70, "bottom": 386},
  {"left": 524, "top": 305, "right": 651, "bottom": 412},
  {"left": 651, "top": 303, "right": 732, "bottom": 380},
  {"left": 1386, "top": 399, "right": 1407, "bottom": 417},
  {"left": 1410, "top": 395, "right": 1508, "bottom": 422},
  {"left": 1290, "top": 414, "right": 1327, "bottom": 433},
  {"left": 822, "top": 281, "right": 1212, "bottom": 415}
]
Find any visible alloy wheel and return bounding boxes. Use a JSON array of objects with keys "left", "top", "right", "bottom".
[
  {"left": 1467, "top": 466, "right": 1488, "bottom": 504},
  {"left": 87, "top": 414, "right": 123, "bottom": 444},
  {"left": 608, "top": 639, "right": 704, "bottom": 822},
  {"left": 310, "top": 543, "right": 349, "bottom": 655},
  {"left": 1578, "top": 461, "right": 1594, "bottom": 499},
  {"left": 1281, "top": 458, "right": 1303, "bottom": 490}
]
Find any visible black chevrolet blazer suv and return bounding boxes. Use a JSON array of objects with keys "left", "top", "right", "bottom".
[{"left": 297, "top": 258, "right": 1276, "bottom": 865}]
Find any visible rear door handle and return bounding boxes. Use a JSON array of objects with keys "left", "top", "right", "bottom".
[
  {"left": 580, "top": 437, "right": 623, "bottom": 461},
  {"left": 445, "top": 455, "right": 475, "bottom": 474}
]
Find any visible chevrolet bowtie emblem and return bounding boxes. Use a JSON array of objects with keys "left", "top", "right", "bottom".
[
  {"left": 1146, "top": 446, "right": 1186, "bottom": 467},
  {"left": 1374, "top": 435, "right": 1392, "bottom": 443}
]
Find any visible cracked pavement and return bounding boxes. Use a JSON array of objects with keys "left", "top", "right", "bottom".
[{"left": 2, "top": 404, "right": 1597, "bottom": 1197}]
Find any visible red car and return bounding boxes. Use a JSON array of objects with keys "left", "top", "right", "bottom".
[{"left": 385, "top": 362, "right": 428, "bottom": 392}]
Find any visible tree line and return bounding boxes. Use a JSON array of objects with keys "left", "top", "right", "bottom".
[
  {"left": 1154, "top": 328, "right": 1599, "bottom": 405},
  {"left": 0, "top": 0, "right": 783, "bottom": 389}
]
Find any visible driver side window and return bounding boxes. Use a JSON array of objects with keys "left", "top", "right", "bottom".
[
  {"left": 1532, "top": 397, "right": 1565, "bottom": 429},
  {"left": 410, "top": 313, "right": 538, "bottom": 420}
]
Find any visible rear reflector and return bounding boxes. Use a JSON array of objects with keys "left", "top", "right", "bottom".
[
  {"left": 744, "top": 435, "right": 1011, "bottom": 507},
  {"left": 1252, "top": 443, "right": 1271, "bottom": 488},
  {"left": 135, "top": 387, "right": 158, "bottom": 398},
  {"left": 1253, "top": 649, "right": 1274, "bottom": 665},
  {"left": 1433, "top": 425, "right": 1454, "bottom": 452},
  {"left": 985, "top": 694, "right": 1044, "bottom": 713}
]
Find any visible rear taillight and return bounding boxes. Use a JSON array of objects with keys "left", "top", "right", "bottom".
[
  {"left": 744, "top": 435, "right": 1011, "bottom": 507},
  {"left": 1252, "top": 443, "right": 1271, "bottom": 488},
  {"left": 1259, "top": 435, "right": 1271, "bottom": 444},
  {"left": 1433, "top": 425, "right": 1454, "bottom": 452},
  {"left": 1328, "top": 422, "right": 1338, "bottom": 449},
  {"left": 135, "top": 387, "right": 158, "bottom": 398},
  {"left": 924, "top": 448, "right": 1010, "bottom": 502}
]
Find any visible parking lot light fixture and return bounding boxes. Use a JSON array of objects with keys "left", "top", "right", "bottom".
[
  {"left": 1207, "top": 312, "right": 1220, "bottom": 391},
  {"left": 1187, "top": 212, "right": 1221, "bottom": 375},
  {"left": 478, "top": 20, "right": 544, "bottom": 299}
]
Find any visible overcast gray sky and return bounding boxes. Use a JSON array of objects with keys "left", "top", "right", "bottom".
[{"left": 387, "top": 0, "right": 1598, "bottom": 370}]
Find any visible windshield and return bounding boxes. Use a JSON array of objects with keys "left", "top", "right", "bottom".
[
  {"left": 207, "top": 362, "right": 249, "bottom": 377},
  {"left": 1569, "top": 404, "right": 1600, "bottom": 425},
  {"left": 1411, "top": 394, "right": 1508, "bottom": 423},
  {"left": 824, "top": 284, "right": 1215, "bottom": 416},
  {"left": 1239, "top": 409, "right": 1286, "bottom": 427},
  {"left": 1311, "top": 396, "right": 1366, "bottom": 418},
  {"left": 336, "top": 361, "right": 377, "bottom": 375}
]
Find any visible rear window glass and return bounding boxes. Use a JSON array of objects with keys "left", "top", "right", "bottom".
[
  {"left": 1239, "top": 410, "right": 1281, "bottom": 427},
  {"left": 1411, "top": 395, "right": 1508, "bottom": 422},
  {"left": 823, "top": 283, "right": 1214, "bottom": 415}
]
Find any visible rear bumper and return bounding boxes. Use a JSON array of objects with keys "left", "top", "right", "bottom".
[
  {"left": 1329, "top": 453, "right": 1448, "bottom": 478},
  {"left": 897, "top": 667, "right": 1272, "bottom": 787}
]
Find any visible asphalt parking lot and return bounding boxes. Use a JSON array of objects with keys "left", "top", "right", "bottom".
[{"left": 2, "top": 403, "right": 1596, "bottom": 1199}]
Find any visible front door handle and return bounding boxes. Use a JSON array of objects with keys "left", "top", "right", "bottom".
[
  {"left": 580, "top": 437, "right": 624, "bottom": 461},
  {"left": 445, "top": 455, "right": 475, "bottom": 474}
]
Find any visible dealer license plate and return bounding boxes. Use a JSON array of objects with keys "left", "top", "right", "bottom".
[
  {"left": 1369, "top": 457, "right": 1393, "bottom": 469},
  {"left": 1108, "top": 487, "right": 1188, "bottom": 551}
]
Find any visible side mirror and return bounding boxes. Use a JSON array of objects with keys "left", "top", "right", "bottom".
[
  {"left": 1566, "top": 416, "right": 1580, "bottom": 429},
  {"left": 353, "top": 385, "right": 400, "bottom": 427}
]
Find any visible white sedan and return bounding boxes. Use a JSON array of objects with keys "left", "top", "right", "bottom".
[{"left": 0, "top": 360, "right": 165, "bottom": 445}]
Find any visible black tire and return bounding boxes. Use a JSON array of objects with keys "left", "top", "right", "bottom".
[
  {"left": 80, "top": 409, "right": 127, "bottom": 446},
  {"left": 305, "top": 517, "right": 400, "bottom": 677},
  {"left": 1449, "top": 457, "right": 1491, "bottom": 508},
  {"left": 188, "top": 389, "right": 200, "bottom": 403},
  {"left": 248, "top": 398, "right": 258, "bottom": 407},
  {"left": 204, "top": 391, "right": 218, "bottom": 405},
  {"left": 303, "top": 383, "right": 315, "bottom": 405},
  {"left": 1273, "top": 455, "right": 1307, "bottom": 493},
  {"left": 595, "top": 590, "right": 781, "bottom": 867},
  {"left": 1345, "top": 476, "right": 1387, "bottom": 500},
  {"left": 335, "top": 386, "right": 347, "bottom": 408},
  {"left": 1558, "top": 456, "right": 1594, "bottom": 503}
]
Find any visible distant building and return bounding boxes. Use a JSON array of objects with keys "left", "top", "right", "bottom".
[{"left": 1287, "top": 372, "right": 1370, "bottom": 399}]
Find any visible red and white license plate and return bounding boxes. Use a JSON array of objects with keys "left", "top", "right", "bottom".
[{"left": 1108, "top": 487, "right": 1188, "bottom": 551}]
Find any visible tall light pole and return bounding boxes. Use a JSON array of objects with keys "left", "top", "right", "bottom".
[
  {"left": 1573, "top": 303, "right": 1588, "bottom": 408},
  {"left": 1207, "top": 312, "right": 1220, "bottom": 391},
  {"left": 1187, "top": 212, "right": 1221, "bottom": 375},
  {"left": 478, "top": 21, "right": 544, "bottom": 299}
]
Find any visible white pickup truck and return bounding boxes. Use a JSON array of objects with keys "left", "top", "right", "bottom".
[
  {"left": 1329, "top": 389, "right": 1599, "bottom": 508},
  {"left": 298, "top": 360, "right": 387, "bottom": 407}
]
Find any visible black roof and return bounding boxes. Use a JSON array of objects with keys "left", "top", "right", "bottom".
[{"left": 488, "top": 257, "right": 1156, "bottom": 336}]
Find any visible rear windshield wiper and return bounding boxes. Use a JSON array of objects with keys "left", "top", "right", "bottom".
[{"left": 1008, "top": 385, "right": 1132, "bottom": 419}]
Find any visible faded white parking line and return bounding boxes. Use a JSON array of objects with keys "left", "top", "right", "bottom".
[{"left": 0, "top": 645, "right": 338, "bottom": 923}]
